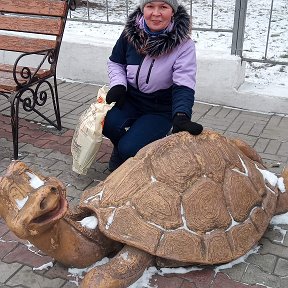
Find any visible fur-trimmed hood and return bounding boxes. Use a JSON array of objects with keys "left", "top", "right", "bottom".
[{"left": 124, "top": 5, "right": 191, "bottom": 57}]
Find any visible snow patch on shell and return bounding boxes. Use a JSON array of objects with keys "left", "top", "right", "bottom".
[
  {"left": 120, "top": 251, "right": 129, "bottom": 261},
  {"left": 105, "top": 209, "right": 116, "bottom": 229},
  {"left": 25, "top": 171, "right": 44, "bottom": 189},
  {"left": 277, "top": 177, "right": 286, "bottom": 193},
  {"left": 16, "top": 196, "right": 28, "bottom": 210},
  {"left": 78, "top": 216, "right": 98, "bottom": 229},
  {"left": 256, "top": 165, "right": 278, "bottom": 186},
  {"left": 232, "top": 156, "right": 249, "bottom": 176},
  {"left": 256, "top": 165, "right": 286, "bottom": 193},
  {"left": 150, "top": 176, "right": 157, "bottom": 183},
  {"left": 84, "top": 188, "right": 105, "bottom": 203}
]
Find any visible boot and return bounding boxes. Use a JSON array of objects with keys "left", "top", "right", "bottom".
[{"left": 108, "top": 147, "right": 123, "bottom": 172}]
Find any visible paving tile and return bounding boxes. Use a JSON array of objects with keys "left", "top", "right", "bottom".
[
  {"left": 0, "top": 261, "right": 22, "bottom": 284},
  {"left": 278, "top": 142, "right": 288, "bottom": 157},
  {"left": 274, "top": 258, "right": 288, "bottom": 277},
  {"left": 0, "top": 237, "right": 19, "bottom": 259},
  {"left": 212, "top": 272, "right": 264, "bottom": 288},
  {"left": 265, "top": 139, "right": 281, "bottom": 154},
  {"left": 0, "top": 222, "right": 9, "bottom": 237},
  {"left": 254, "top": 138, "right": 270, "bottom": 153},
  {"left": 149, "top": 274, "right": 184, "bottom": 288},
  {"left": 262, "top": 128, "right": 288, "bottom": 141},
  {"left": 3, "top": 243, "right": 54, "bottom": 268},
  {"left": 2, "top": 231, "right": 26, "bottom": 244},
  {"left": 180, "top": 281, "right": 197, "bottom": 288},
  {"left": 43, "top": 262, "right": 71, "bottom": 281},
  {"left": 246, "top": 253, "right": 277, "bottom": 274},
  {"left": 6, "top": 265, "right": 66, "bottom": 288},
  {"left": 177, "top": 269, "right": 214, "bottom": 288},
  {"left": 66, "top": 184, "right": 84, "bottom": 199},
  {"left": 260, "top": 238, "right": 288, "bottom": 258},
  {"left": 220, "top": 262, "right": 248, "bottom": 282},
  {"left": 241, "top": 264, "right": 280, "bottom": 287},
  {"left": 266, "top": 115, "right": 282, "bottom": 128},
  {"left": 61, "top": 281, "right": 79, "bottom": 287}
]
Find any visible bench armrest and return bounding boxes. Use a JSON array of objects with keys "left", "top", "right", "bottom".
[{"left": 13, "top": 48, "right": 56, "bottom": 88}]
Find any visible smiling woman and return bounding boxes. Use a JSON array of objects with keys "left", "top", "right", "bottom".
[{"left": 102, "top": 0, "right": 203, "bottom": 172}]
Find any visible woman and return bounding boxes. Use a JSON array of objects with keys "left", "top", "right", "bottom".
[{"left": 103, "top": 0, "right": 203, "bottom": 172}]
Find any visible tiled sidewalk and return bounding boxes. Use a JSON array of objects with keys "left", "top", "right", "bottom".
[{"left": 0, "top": 80, "right": 288, "bottom": 287}]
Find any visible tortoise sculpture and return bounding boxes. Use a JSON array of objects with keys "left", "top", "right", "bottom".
[{"left": 0, "top": 130, "right": 288, "bottom": 288}]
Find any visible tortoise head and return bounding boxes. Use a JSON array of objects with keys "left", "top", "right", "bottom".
[{"left": 0, "top": 161, "right": 68, "bottom": 239}]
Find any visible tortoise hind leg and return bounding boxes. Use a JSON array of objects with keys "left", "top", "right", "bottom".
[{"left": 81, "top": 245, "right": 154, "bottom": 288}]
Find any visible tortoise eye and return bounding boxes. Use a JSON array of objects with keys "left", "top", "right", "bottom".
[{"left": 50, "top": 187, "right": 57, "bottom": 193}]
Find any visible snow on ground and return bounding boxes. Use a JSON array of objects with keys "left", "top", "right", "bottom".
[{"left": 67, "top": 0, "right": 288, "bottom": 88}]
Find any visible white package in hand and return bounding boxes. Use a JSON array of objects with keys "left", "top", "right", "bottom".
[{"left": 71, "top": 85, "right": 113, "bottom": 175}]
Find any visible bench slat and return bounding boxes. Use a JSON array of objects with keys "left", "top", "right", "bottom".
[
  {"left": 0, "top": 75, "right": 25, "bottom": 91},
  {"left": 0, "top": 16, "right": 63, "bottom": 36},
  {"left": 0, "top": 35, "right": 57, "bottom": 53},
  {"left": 0, "top": 64, "right": 52, "bottom": 76},
  {"left": 0, "top": 0, "right": 67, "bottom": 17},
  {"left": 0, "top": 66, "right": 52, "bottom": 92}
]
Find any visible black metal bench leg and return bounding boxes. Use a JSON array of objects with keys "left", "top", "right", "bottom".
[
  {"left": 10, "top": 94, "right": 21, "bottom": 160},
  {"left": 52, "top": 75, "right": 62, "bottom": 130}
]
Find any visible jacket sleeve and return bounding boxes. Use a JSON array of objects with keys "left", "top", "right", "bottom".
[
  {"left": 107, "top": 32, "right": 128, "bottom": 88},
  {"left": 172, "top": 39, "right": 197, "bottom": 118}
]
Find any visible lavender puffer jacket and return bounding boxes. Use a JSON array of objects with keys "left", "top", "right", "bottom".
[{"left": 107, "top": 6, "right": 197, "bottom": 118}]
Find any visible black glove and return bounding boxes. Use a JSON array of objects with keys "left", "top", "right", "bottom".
[
  {"left": 172, "top": 113, "right": 203, "bottom": 135},
  {"left": 106, "top": 85, "right": 126, "bottom": 108}
]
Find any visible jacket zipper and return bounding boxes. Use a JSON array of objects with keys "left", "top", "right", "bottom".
[
  {"left": 146, "top": 59, "right": 155, "bottom": 84},
  {"left": 136, "top": 57, "right": 145, "bottom": 90}
]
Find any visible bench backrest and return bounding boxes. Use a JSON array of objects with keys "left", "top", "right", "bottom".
[{"left": 0, "top": 0, "right": 70, "bottom": 56}]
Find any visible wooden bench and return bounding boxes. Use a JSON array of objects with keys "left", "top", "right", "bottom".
[{"left": 0, "top": 0, "right": 75, "bottom": 159}]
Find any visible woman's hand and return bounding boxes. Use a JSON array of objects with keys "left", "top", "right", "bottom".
[
  {"left": 106, "top": 85, "right": 126, "bottom": 108},
  {"left": 172, "top": 113, "right": 203, "bottom": 135}
]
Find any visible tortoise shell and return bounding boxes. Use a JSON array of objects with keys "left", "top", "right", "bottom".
[{"left": 80, "top": 130, "right": 278, "bottom": 265}]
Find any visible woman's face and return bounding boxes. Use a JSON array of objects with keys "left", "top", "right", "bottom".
[{"left": 143, "top": 2, "right": 174, "bottom": 32}]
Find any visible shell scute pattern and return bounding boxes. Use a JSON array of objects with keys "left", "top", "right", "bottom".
[
  {"left": 204, "top": 230, "right": 233, "bottom": 263},
  {"left": 97, "top": 205, "right": 161, "bottom": 254},
  {"left": 243, "top": 159, "right": 267, "bottom": 197},
  {"left": 224, "top": 168, "right": 263, "bottom": 222},
  {"left": 156, "top": 229, "right": 203, "bottom": 263},
  {"left": 80, "top": 131, "right": 279, "bottom": 264},
  {"left": 227, "top": 219, "right": 258, "bottom": 258},
  {"left": 183, "top": 178, "right": 231, "bottom": 233},
  {"left": 250, "top": 207, "right": 270, "bottom": 236},
  {"left": 149, "top": 138, "right": 202, "bottom": 193},
  {"left": 99, "top": 158, "right": 152, "bottom": 208},
  {"left": 132, "top": 181, "right": 182, "bottom": 230}
]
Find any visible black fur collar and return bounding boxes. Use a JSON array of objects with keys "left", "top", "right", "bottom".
[{"left": 124, "top": 6, "right": 191, "bottom": 57}]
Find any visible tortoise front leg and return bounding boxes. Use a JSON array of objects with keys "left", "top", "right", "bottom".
[{"left": 81, "top": 245, "right": 154, "bottom": 288}]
